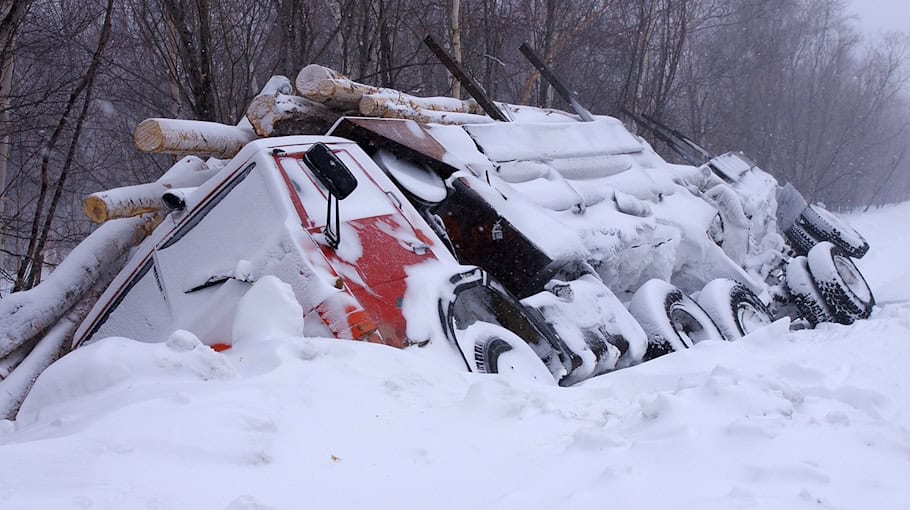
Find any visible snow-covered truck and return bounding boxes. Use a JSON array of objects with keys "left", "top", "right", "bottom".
[{"left": 0, "top": 53, "right": 876, "bottom": 407}]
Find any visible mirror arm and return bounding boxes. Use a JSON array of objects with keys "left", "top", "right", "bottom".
[{"left": 324, "top": 192, "right": 341, "bottom": 249}]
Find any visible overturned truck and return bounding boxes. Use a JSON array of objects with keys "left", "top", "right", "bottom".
[{"left": 0, "top": 43, "right": 875, "bottom": 411}]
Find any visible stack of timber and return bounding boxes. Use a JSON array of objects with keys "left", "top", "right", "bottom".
[{"left": 132, "top": 64, "right": 492, "bottom": 163}]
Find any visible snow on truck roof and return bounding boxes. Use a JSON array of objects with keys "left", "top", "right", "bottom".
[{"left": 242, "top": 134, "right": 358, "bottom": 152}]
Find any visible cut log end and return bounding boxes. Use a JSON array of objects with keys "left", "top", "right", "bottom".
[
  {"left": 83, "top": 195, "right": 110, "bottom": 223},
  {"left": 134, "top": 119, "right": 165, "bottom": 153},
  {"left": 83, "top": 184, "right": 166, "bottom": 223}
]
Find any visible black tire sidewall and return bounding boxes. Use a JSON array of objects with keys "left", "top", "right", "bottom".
[
  {"left": 698, "top": 279, "right": 774, "bottom": 340},
  {"left": 807, "top": 242, "right": 874, "bottom": 324},
  {"left": 800, "top": 205, "right": 869, "bottom": 258},
  {"left": 629, "top": 280, "right": 724, "bottom": 361},
  {"left": 786, "top": 256, "right": 833, "bottom": 326}
]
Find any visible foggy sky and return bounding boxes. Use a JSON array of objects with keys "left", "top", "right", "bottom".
[{"left": 847, "top": 0, "right": 910, "bottom": 33}]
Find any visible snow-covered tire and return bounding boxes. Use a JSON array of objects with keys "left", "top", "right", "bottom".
[
  {"left": 522, "top": 272, "right": 648, "bottom": 382},
  {"left": 786, "top": 256, "right": 833, "bottom": 326},
  {"left": 807, "top": 242, "right": 874, "bottom": 324},
  {"left": 798, "top": 205, "right": 869, "bottom": 258},
  {"left": 783, "top": 219, "right": 817, "bottom": 257},
  {"left": 469, "top": 324, "right": 554, "bottom": 383},
  {"left": 628, "top": 279, "right": 724, "bottom": 361},
  {"left": 697, "top": 278, "right": 774, "bottom": 341},
  {"left": 439, "top": 268, "right": 569, "bottom": 381}
]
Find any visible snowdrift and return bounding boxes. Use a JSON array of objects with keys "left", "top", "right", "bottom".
[{"left": 0, "top": 203, "right": 908, "bottom": 509}]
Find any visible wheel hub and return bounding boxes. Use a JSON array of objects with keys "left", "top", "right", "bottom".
[
  {"left": 736, "top": 301, "right": 770, "bottom": 334},
  {"left": 669, "top": 306, "right": 706, "bottom": 346},
  {"left": 833, "top": 255, "right": 871, "bottom": 303}
]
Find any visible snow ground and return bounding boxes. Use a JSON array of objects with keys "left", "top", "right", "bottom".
[
  {"left": 1, "top": 204, "right": 909, "bottom": 510},
  {"left": 844, "top": 202, "right": 910, "bottom": 305}
]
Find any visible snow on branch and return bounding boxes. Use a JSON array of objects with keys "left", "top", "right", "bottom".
[{"left": 0, "top": 215, "right": 155, "bottom": 360}]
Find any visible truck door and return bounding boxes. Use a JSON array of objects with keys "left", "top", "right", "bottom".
[{"left": 275, "top": 147, "right": 438, "bottom": 347}]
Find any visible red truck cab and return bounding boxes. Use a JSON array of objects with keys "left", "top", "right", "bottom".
[{"left": 74, "top": 136, "right": 454, "bottom": 350}]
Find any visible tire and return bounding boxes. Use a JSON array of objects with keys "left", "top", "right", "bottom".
[
  {"left": 798, "top": 205, "right": 869, "bottom": 258},
  {"left": 470, "top": 324, "right": 554, "bottom": 383},
  {"left": 438, "top": 268, "right": 571, "bottom": 381},
  {"left": 783, "top": 219, "right": 817, "bottom": 257},
  {"left": 807, "top": 242, "right": 874, "bottom": 324},
  {"left": 522, "top": 272, "right": 648, "bottom": 382},
  {"left": 628, "top": 279, "right": 724, "bottom": 361},
  {"left": 697, "top": 278, "right": 775, "bottom": 341},
  {"left": 786, "top": 256, "right": 833, "bottom": 327}
]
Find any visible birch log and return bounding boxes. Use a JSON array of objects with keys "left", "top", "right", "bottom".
[
  {"left": 357, "top": 98, "right": 493, "bottom": 125},
  {"left": 84, "top": 183, "right": 164, "bottom": 223},
  {"left": 296, "top": 77, "right": 380, "bottom": 111},
  {"left": 0, "top": 243, "right": 126, "bottom": 419},
  {"left": 0, "top": 317, "right": 75, "bottom": 419},
  {"left": 0, "top": 215, "right": 155, "bottom": 360},
  {"left": 134, "top": 118, "right": 256, "bottom": 159},
  {"left": 295, "top": 64, "right": 484, "bottom": 115},
  {"left": 245, "top": 93, "right": 340, "bottom": 137},
  {"left": 83, "top": 156, "right": 216, "bottom": 223},
  {"left": 358, "top": 93, "right": 483, "bottom": 116},
  {"left": 259, "top": 74, "right": 294, "bottom": 97}
]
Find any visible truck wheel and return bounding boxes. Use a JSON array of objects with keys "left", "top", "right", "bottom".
[
  {"left": 438, "top": 268, "right": 566, "bottom": 382},
  {"left": 798, "top": 205, "right": 869, "bottom": 258},
  {"left": 783, "top": 220, "right": 817, "bottom": 257},
  {"left": 697, "top": 278, "right": 774, "bottom": 341},
  {"left": 807, "top": 242, "right": 874, "bottom": 324},
  {"left": 786, "top": 256, "right": 833, "bottom": 326},
  {"left": 470, "top": 324, "right": 554, "bottom": 383},
  {"left": 522, "top": 271, "right": 648, "bottom": 382},
  {"left": 628, "top": 279, "right": 724, "bottom": 361}
]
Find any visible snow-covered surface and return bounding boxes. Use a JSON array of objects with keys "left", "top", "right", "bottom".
[
  {"left": 844, "top": 202, "right": 910, "bottom": 305},
  {"left": 0, "top": 204, "right": 908, "bottom": 508},
  {"left": 0, "top": 216, "right": 150, "bottom": 358},
  {"left": 426, "top": 115, "right": 781, "bottom": 297}
]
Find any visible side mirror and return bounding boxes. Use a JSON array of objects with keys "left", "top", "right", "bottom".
[{"left": 303, "top": 143, "right": 357, "bottom": 200}]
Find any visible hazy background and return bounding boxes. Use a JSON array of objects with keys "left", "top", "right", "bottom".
[
  {"left": 2, "top": 0, "right": 910, "bottom": 292},
  {"left": 848, "top": 0, "right": 910, "bottom": 32}
]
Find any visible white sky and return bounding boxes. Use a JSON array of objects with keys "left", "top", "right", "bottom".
[{"left": 846, "top": 0, "right": 910, "bottom": 33}]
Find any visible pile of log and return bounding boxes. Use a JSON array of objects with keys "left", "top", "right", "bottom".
[{"left": 133, "top": 64, "right": 492, "bottom": 164}]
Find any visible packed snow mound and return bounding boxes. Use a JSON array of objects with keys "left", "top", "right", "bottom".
[
  {"left": 0, "top": 204, "right": 908, "bottom": 510},
  {"left": 15, "top": 330, "right": 236, "bottom": 427},
  {"left": 845, "top": 201, "right": 910, "bottom": 304},
  {"left": 231, "top": 275, "right": 304, "bottom": 346}
]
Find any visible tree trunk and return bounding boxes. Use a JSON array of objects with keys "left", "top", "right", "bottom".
[
  {"left": 0, "top": 0, "right": 29, "bottom": 284},
  {"left": 0, "top": 48, "right": 12, "bottom": 277},
  {"left": 451, "top": 0, "right": 462, "bottom": 99},
  {"left": 161, "top": 0, "right": 217, "bottom": 121},
  {"left": 15, "top": 0, "right": 115, "bottom": 291}
]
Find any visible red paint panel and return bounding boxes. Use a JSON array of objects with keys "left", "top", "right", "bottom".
[{"left": 275, "top": 151, "right": 436, "bottom": 348}]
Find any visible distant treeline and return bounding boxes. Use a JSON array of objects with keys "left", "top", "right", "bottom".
[{"left": 1, "top": 0, "right": 908, "bottom": 288}]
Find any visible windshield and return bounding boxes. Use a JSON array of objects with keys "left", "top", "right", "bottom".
[{"left": 279, "top": 149, "right": 396, "bottom": 228}]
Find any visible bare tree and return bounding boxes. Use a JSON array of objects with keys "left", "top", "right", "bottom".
[{"left": 14, "top": 0, "right": 115, "bottom": 291}]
